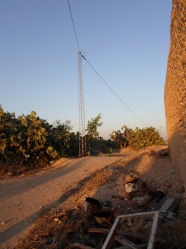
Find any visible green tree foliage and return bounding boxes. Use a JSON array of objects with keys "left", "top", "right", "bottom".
[
  {"left": 88, "top": 137, "right": 118, "bottom": 154},
  {"left": 86, "top": 114, "right": 103, "bottom": 140},
  {"left": 0, "top": 105, "right": 165, "bottom": 167},
  {"left": 86, "top": 114, "right": 103, "bottom": 154},
  {"left": 110, "top": 125, "right": 164, "bottom": 150},
  {"left": 48, "top": 119, "right": 78, "bottom": 158},
  {"left": 0, "top": 105, "right": 22, "bottom": 163},
  {"left": 110, "top": 130, "right": 127, "bottom": 148},
  {"left": 0, "top": 105, "right": 79, "bottom": 165},
  {"left": 123, "top": 125, "right": 164, "bottom": 149}
]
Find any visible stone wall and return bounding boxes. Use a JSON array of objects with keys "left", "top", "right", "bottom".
[{"left": 164, "top": 0, "right": 186, "bottom": 185}]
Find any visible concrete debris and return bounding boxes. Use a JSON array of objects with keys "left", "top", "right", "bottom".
[
  {"left": 166, "top": 211, "right": 177, "bottom": 220},
  {"left": 154, "top": 197, "right": 181, "bottom": 220},
  {"left": 124, "top": 173, "right": 139, "bottom": 183},
  {"left": 132, "top": 194, "right": 151, "bottom": 207},
  {"left": 125, "top": 183, "right": 137, "bottom": 193},
  {"left": 69, "top": 173, "right": 183, "bottom": 248}
]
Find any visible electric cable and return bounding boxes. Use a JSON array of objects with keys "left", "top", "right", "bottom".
[
  {"left": 67, "top": 0, "right": 80, "bottom": 51},
  {"left": 67, "top": 0, "right": 150, "bottom": 127},
  {"left": 82, "top": 55, "right": 150, "bottom": 127}
]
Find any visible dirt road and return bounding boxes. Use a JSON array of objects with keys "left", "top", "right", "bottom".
[{"left": 0, "top": 156, "right": 124, "bottom": 249}]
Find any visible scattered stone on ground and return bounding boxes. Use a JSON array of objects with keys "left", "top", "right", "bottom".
[{"left": 2, "top": 146, "right": 186, "bottom": 249}]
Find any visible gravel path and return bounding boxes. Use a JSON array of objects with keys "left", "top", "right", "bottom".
[{"left": 0, "top": 156, "right": 124, "bottom": 249}]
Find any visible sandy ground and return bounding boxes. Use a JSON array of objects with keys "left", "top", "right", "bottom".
[
  {"left": 1, "top": 146, "right": 186, "bottom": 249},
  {"left": 9, "top": 147, "right": 186, "bottom": 249},
  {"left": 0, "top": 156, "right": 125, "bottom": 249}
]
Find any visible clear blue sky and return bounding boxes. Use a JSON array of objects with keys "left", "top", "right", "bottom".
[{"left": 1, "top": 0, "right": 172, "bottom": 139}]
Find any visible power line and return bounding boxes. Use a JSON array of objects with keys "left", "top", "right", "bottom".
[
  {"left": 67, "top": 0, "right": 80, "bottom": 51},
  {"left": 67, "top": 0, "right": 86, "bottom": 156},
  {"left": 67, "top": 0, "right": 150, "bottom": 127},
  {"left": 82, "top": 55, "right": 150, "bottom": 127}
]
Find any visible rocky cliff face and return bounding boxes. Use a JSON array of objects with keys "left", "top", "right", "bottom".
[{"left": 165, "top": 0, "right": 186, "bottom": 185}]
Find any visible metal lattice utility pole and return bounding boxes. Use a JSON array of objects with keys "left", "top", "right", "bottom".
[{"left": 78, "top": 51, "right": 86, "bottom": 157}]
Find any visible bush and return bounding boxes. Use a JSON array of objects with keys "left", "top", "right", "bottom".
[
  {"left": 0, "top": 105, "right": 79, "bottom": 165},
  {"left": 123, "top": 125, "right": 164, "bottom": 149}
]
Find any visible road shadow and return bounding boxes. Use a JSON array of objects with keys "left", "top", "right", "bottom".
[
  {"left": 0, "top": 156, "right": 122, "bottom": 201},
  {"left": 0, "top": 157, "right": 125, "bottom": 247},
  {"left": 2, "top": 149, "right": 178, "bottom": 248}
]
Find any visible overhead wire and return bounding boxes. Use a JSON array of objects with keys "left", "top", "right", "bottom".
[
  {"left": 67, "top": 0, "right": 150, "bottom": 127},
  {"left": 82, "top": 55, "right": 150, "bottom": 127},
  {"left": 67, "top": 0, "right": 80, "bottom": 51}
]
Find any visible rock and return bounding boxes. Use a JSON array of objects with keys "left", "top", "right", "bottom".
[
  {"left": 165, "top": 182, "right": 171, "bottom": 188},
  {"left": 7, "top": 172, "right": 14, "bottom": 176},
  {"left": 125, "top": 173, "right": 139, "bottom": 183},
  {"left": 168, "top": 169, "right": 175, "bottom": 175},
  {"left": 125, "top": 183, "right": 137, "bottom": 193},
  {"left": 132, "top": 194, "right": 151, "bottom": 207}
]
